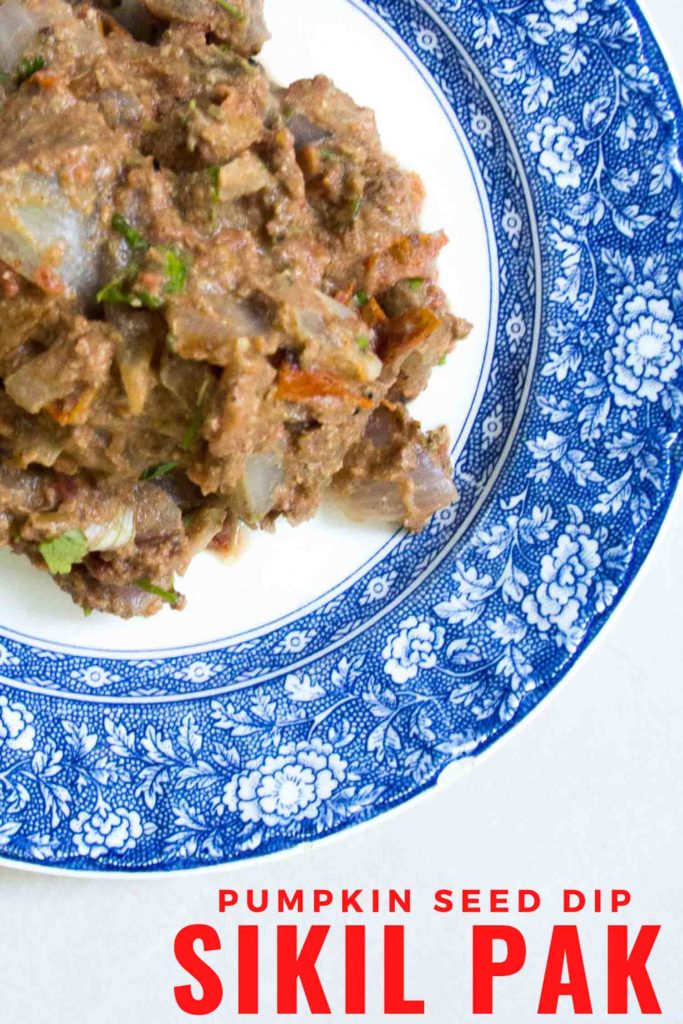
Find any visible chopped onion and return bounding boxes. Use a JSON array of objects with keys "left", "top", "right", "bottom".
[
  {"left": 0, "top": 1, "right": 41, "bottom": 71},
  {"left": 108, "top": 583, "right": 160, "bottom": 616},
  {"left": 14, "top": 432, "right": 63, "bottom": 469},
  {"left": 217, "top": 152, "right": 272, "bottom": 202},
  {"left": 121, "top": 586, "right": 158, "bottom": 614},
  {"left": 335, "top": 478, "right": 407, "bottom": 524},
  {"left": 99, "top": 0, "right": 158, "bottom": 40},
  {"left": 142, "top": 0, "right": 269, "bottom": 51},
  {"left": 134, "top": 485, "right": 182, "bottom": 541},
  {"left": 84, "top": 508, "right": 136, "bottom": 552},
  {"left": 293, "top": 306, "right": 325, "bottom": 341},
  {"left": 240, "top": 450, "right": 283, "bottom": 522},
  {"left": 411, "top": 447, "right": 458, "bottom": 515},
  {"left": 185, "top": 507, "right": 227, "bottom": 557},
  {"left": 242, "top": 0, "right": 269, "bottom": 51},
  {"left": 141, "top": 0, "right": 202, "bottom": 20},
  {"left": 110, "top": 309, "right": 159, "bottom": 415},
  {"left": 335, "top": 406, "right": 457, "bottom": 528},
  {"left": 364, "top": 404, "right": 395, "bottom": 446},
  {"left": 0, "top": 172, "right": 102, "bottom": 300},
  {"left": 336, "top": 452, "right": 456, "bottom": 527},
  {"left": 296, "top": 294, "right": 382, "bottom": 383},
  {"left": 95, "top": 89, "right": 146, "bottom": 129},
  {"left": 317, "top": 291, "right": 355, "bottom": 320},
  {"left": 169, "top": 292, "right": 272, "bottom": 362},
  {"left": 287, "top": 113, "right": 331, "bottom": 150},
  {"left": 0, "top": 1, "right": 100, "bottom": 68}
]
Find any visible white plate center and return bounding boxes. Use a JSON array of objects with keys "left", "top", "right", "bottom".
[{"left": 0, "top": 0, "right": 492, "bottom": 653}]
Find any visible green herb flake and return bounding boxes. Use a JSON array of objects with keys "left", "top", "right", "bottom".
[
  {"left": 182, "top": 407, "right": 204, "bottom": 451},
  {"left": 438, "top": 356, "right": 447, "bottom": 366},
  {"left": 16, "top": 55, "right": 45, "bottom": 85},
  {"left": 354, "top": 290, "right": 369, "bottom": 307},
  {"left": 408, "top": 277, "right": 424, "bottom": 292},
  {"left": 215, "top": 0, "right": 244, "bottom": 19},
  {"left": 97, "top": 239, "right": 189, "bottom": 310},
  {"left": 356, "top": 335, "right": 370, "bottom": 351},
  {"left": 208, "top": 165, "right": 221, "bottom": 203},
  {"left": 161, "top": 247, "right": 189, "bottom": 296},
  {"left": 83, "top": 607, "right": 93, "bottom": 618},
  {"left": 141, "top": 461, "right": 179, "bottom": 481},
  {"left": 134, "top": 288, "right": 165, "bottom": 310},
  {"left": 137, "top": 578, "right": 182, "bottom": 606},
  {"left": 97, "top": 277, "right": 136, "bottom": 307},
  {"left": 112, "top": 213, "right": 147, "bottom": 251},
  {"left": 349, "top": 196, "right": 363, "bottom": 223},
  {"left": 39, "top": 530, "right": 89, "bottom": 576}
]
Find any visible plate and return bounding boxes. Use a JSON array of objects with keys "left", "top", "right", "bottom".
[{"left": 0, "top": 0, "right": 680, "bottom": 872}]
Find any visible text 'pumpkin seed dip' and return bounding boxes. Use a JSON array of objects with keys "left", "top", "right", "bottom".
[{"left": 0, "top": 0, "right": 471, "bottom": 618}]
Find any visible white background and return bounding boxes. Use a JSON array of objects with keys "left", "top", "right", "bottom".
[{"left": 0, "top": 1, "right": 681, "bottom": 1021}]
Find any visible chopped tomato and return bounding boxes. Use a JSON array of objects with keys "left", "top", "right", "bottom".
[
  {"left": 361, "top": 297, "right": 387, "bottom": 328},
  {"left": 33, "top": 71, "right": 60, "bottom": 90},
  {"left": 277, "top": 365, "right": 373, "bottom": 409},
  {"left": 333, "top": 283, "right": 355, "bottom": 306},
  {"left": 0, "top": 263, "right": 20, "bottom": 299},
  {"left": 46, "top": 388, "right": 97, "bottom": 426},
  {"left": 364, "top": 232, "right": 448, "bottom": 293},
  {"left": 35, "top": 266, "right": 65, "bottom": 296},
  {"left": 377, "top": 307, "right": 441, "bottom": 361}
]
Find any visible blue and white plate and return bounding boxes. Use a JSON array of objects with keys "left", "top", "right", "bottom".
[{"left": 0, "top": 0, "right": 680, "bottom": 872}]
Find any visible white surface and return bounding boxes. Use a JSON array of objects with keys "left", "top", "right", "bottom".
[{"left": 0, "top": 1, "right": 681, "bottom": 1021}]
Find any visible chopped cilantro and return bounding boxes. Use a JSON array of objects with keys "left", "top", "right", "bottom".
[
  {"left": 112, "top": 214, "right": 147, "bottom": 252},
  {"left": 141, "top": 461, "right": 179, "bottom": 481},
  {"left": 162, "top": 247, "right": 189, "bottom": 296},
  {"left": 97, "top": 278, "right": 132, "bottom": 306},
  {"left": 215, "top": 0, "right": 244, "bottom": 19},
  {"left": 97, "top": 278, "right": 165, "bottom": 310},
  {"left": 356, "top": 335, "right": 370, "bottom": 351},
  {"left": 98, "top": 219, "right": 189, "bottom": 309},
  {"left": 181, "top": 380, "right": 209, "bottom": 451},
  {"left": 39, "top": 530, "right": 89, "bottom": 575},
  {"left": 349, "top": 196, "right": 363, "bottom": 222},
  {"left": 137, "top": 578, "right": 182, "bottom": 606},
  {"left": 354, "top": 290, "right": 369, "bottom": 307},
  {"left": 83, "top": 607, "right": 93, "bottom": 618},
  {"left": 438, "top": 356, "right": 447, "bottom": 366},
  {"left": 134, "top": 288, "right": 165, "bottom": 310},
  {"left": 182, "top": 407, "right": 204, "bottom": 451},
  {"left": 208, "top": 165, "right": 221, "bottom": 203},
  {"left": 408, "top": 277, "right": 424, "bottom": 291},
  {"left": 16, "top": 55, "right": 45, "bottom": 85}
]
